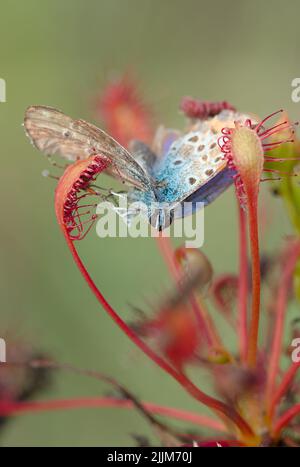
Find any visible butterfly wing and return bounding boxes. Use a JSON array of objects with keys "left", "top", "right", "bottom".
[
  {"left": 174, "top": 166, "right": 236, "bottom": 218},
  {"left": 24, "top": 105, "right": 154, "bottom": 191},
  {"left": 128, "top": 140, "right": 157, "bottom": 175},
  {"left": 128, "top": 125, "right": 182, "bottom": 173},
  {"left": 152, "top": 126, "right": 182, "bottom": 158},
  {"left": 153, "top": 110, "right": 254, "bottom": 205}
]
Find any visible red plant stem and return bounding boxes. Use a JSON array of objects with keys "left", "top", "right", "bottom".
[
  {"left": 237, "top": 203, "right": 248, "bottom": 362},
  {"left": 246, "top": 194, "right": 261, "bottom": 367},
  {"left": 192, "top": 296, "right": 223, "bottom": 349},
  {"left": 64, "top": 230, "right": 253, "bottom": 437},
  {"left": 266, "top": 241, "right": 300, "bottom": 415},
  {"left": 269, "top": 363, "right": 300, "bottom": 419},
  {"left": 156, "top": 233, "right": 181, "bottom": 282},
  {"left": 156, "top": 233, "right": 223, "bottom": 349},
  {"left": 0, "top": 397, "right": 226, "bottom": 432},
  {"left": 273, "top": 403, "right": 300, "bottom": 438}
]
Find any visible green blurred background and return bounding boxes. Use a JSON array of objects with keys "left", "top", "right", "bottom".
[{"left": 0, "top": 0, "right": 298, "bottom": 446}]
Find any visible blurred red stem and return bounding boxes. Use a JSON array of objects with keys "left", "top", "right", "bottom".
[
  {"left": 266, "top": 241, "right": 300, "bottom": 415},
  {"left": 246, "top": 194, "right": 261, "bottom": 367},
  {"left": 269, "top": 363, "right": 300, "bottom": 419},
  {"left": 0, "top": 397, "right": 225, "bottom": 432},
  {"left": 156, "top": 234, "right": 223, "bottom": 349},
  {"left": 273, "top": 403, "right": 300, "bottom": 438},
  {"left": 156, "top": 233, "right": 182, "bottom": 281},
  {"left": 238, "top": 204, "right": 248, "bottom": 362}
]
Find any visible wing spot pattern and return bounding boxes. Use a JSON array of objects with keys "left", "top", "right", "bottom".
[
  {"left": 189, "top": 177, "right": 197, "bottom": 185},
  {"left": 188, "top": 135, "right": 199, "bottom": 143}
]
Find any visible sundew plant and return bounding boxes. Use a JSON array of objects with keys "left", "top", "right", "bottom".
[{"left": 2, "top": 76, "right": 300, "bottom": 447}]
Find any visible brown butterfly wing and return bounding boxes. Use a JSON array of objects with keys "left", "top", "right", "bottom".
[{"left": 24, "top": 105, "right": 153, "bottom": 191}]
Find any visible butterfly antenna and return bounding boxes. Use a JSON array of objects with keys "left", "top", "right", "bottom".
[
  {"left": 42, "top": 169, "right": 60, "bottom": 181},
  {"left": 46, "top": 155, "right": 68, "bottom": 170}
]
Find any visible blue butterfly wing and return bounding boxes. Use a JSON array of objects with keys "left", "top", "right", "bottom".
[
  {"left": 153, "top": 125, "right": 226, "bottom": 203},
  {"left": 153, "top": 111, "right": 252, "bottom": 207},
  {"left": 174, "top": 166, "right": 236, "bottom": 217}
]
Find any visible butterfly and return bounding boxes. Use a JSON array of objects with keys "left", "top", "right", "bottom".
[{"left": 24, "top": 105, "right": 252, "bottom": 230}]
